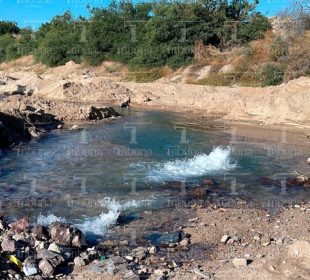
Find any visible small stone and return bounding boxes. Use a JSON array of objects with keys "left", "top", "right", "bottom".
[
  {"left": 1, "top": 236, "right": 16, "bottom": 252},
  {"left": 23, "top": 257, "right": 38, "bottom": 276},
  {"left": 232, "top": 258, "right": 248, "bottom": 267},
  {"left": 131, "top": 247, "right": 147, "bottom": 259},
  {"left": 35, "top": 241, "right": 48, "bottom": 250},
  {"left": 74, "top": 257, "right": 86, "bottom": 267},
  {"left": 189, "top": 218, "right": 199, "bottom": 222},
  {"left": 261, "top": 236, "right": 271, "bottom": 246},
  {"left": 119, "top": 240, "right": 129, "bottom": 246},
  {"left": 253, "top": 235, "right": 261, "bottom": 241},
  {"left": 276, "top": 238, "right": 283, "bottom": 245},
  {"left": 125, "top": 256, "right": 134, "bottom": 261},
  {"left": 36, "top": 249, "right": 65, "bottom": 267},
  {"left": 48, "top": 242, "right": 62, "bottom": 254},
  {"left": 8, "top": 217, "right": 29, "bottom": 234},
  {"left": 227, "top": 236, "right": 238, "bottom": 245},
  {"left": 244, "top": 254, "right": 251, "bottom": 259},
  {"left": 193, "top": 268, "right": 212, "bottom": 279},
  {"left": 179, "top": 238, "right": 190, "bottom": 246},
  {"left": 149, "top": 246, "right": 157, "bottom": 254},
  {"left": 221, "top": 235, "right": 230, "bottom": 244},
  {"left": 154, "top": 269, "right": 165, "bottom": 276},
  {"left": 39, "top": 259, "right": 54, "bottom": 276},
  {"left": 31, "top": 225, "right": 49, "bottom": 240}
]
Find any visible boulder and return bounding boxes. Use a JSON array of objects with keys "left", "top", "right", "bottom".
[
  {"left": 49, "top": 222, "right": 86, "bottom": 247},
  {"left": 0, "top": 106, "right": 61, "bottom": 148},
  {"left": 87, "top": 106, "right": 120, "bottom": 121}
]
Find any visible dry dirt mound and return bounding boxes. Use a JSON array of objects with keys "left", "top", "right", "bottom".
[{"left": 121, "top": 76, "right": 310, "bottom": 126}]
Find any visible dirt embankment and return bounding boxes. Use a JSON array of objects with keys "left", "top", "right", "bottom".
[
  {"left": 5, "top": 59, "right": 310, "bottom": 126},
  {"left": 1, "top": 59, "right": 310, "bottom": 148},
  {"left": 121, "top": 77, "right": 310, "bottom": 127}
]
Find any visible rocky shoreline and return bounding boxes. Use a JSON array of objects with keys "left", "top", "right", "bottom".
[
  {"left": 0, "top": 197, "right": 309, "bottom": 280},
  {"left": 0, "top": 95, "right": 121, "bottom": 149}
]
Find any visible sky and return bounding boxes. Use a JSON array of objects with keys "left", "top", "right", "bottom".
[{"left": 0, "top": 0, "right": 291, "bottom": 28}]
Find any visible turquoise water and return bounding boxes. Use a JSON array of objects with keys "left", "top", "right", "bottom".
[{"left": 0, "top": 109, "right": 309, "bottom": 235}]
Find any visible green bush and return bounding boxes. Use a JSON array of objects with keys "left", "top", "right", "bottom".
[
  {"left": 259, "top": 63, "right": 284, "bottom": 86},
  {"left": 0, "top": 21, "right": 19, "bottom": 35},
  {"left": 242, "top": 44, "right": 254, "bottom": 56}
]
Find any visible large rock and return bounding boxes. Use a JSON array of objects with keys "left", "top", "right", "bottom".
[
  {"left": 146, "top": 231, "right": 186, "bottom": 247},
  {"left": 49, "top": 222, "right": 86, "bottom": 248},
  {"left": 0, "top": 106, "right": 61, "bottom": 148},
  {"left": 87, "top": 106, "right": 120, "bottom": 121}
]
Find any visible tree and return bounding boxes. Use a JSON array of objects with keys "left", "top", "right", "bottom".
[
  {"left": 0, "top": 21, "right": 19, "bottom": 35},
  {"left": 35, "top": 12, "right": 83, "bottom": 66}
]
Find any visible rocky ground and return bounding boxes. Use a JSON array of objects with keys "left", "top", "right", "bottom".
[{"left": 0, "top": 198, "right": 309, "bottom": 280}]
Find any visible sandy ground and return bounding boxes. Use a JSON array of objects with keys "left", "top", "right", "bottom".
[{"left": 1, "top": 58, "right": 310, "bottom": 128}]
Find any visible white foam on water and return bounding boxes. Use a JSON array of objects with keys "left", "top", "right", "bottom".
[
  {"left": 76, "top": 198, "right": 150, "bottom": 235},
  {"left": 37, "top": 213, "right": 67, "bottom": 226},
  {"left": 37, "top": 198, "right": 149, "bottom": 236},
  {"left": 147, "top": 146, "right": 236, "bottom": 181}
]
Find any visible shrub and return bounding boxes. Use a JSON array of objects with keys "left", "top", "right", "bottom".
[
  {"left": 126, "top": 68, "right": 163, "bottom": 82},
  {"left": 259, "top": 63, "right": 284, "bottom": 86},
  {"left": 270, "top": 36, "right": 289, "bottom": 62},
  {"left": 242, "top": 44, "right": 254, "bottom": 56},
  {"left": 285, "top": 35, "right": 310, "bottom": 80}
]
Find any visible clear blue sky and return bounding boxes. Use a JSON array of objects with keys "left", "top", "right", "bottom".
[{"left": 0, "top": 0, "right": 290, "bottom": 28}]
